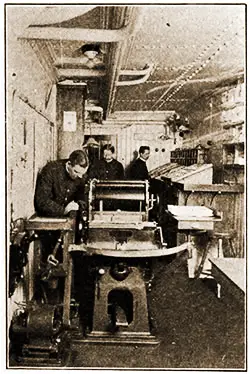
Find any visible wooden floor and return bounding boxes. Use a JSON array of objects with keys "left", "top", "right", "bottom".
[{"left": 69, "top": 259, "right": 245, "bottom": 369}]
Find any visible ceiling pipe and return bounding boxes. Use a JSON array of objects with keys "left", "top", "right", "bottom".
[
  {"left": 57, "top": 68, "right": 106, "bottom": 79},
  {"left": 119, "top": 64, "right": 154, "bottom": 76},
  {"left": 54, "top": 56, "right": 105, "bottom": 68},
  {"left": 116, "top": 64, "right": 154, "bottom": 86},
  {"left": 58, "top": 80, "right": 87, "bottom": 86},
  {"left": 106, "top": 7, "right": 145, "bottom": 116},
  {"left": 105, "top": 7, "right": 135, "bottom": 116}
]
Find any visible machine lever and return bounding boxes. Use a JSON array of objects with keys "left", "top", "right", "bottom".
[
  {"left": 46, "top": 233, "right": 64, "bottom": 264},
  {"left": 115, "top": 305, "right": 128, "bottom": 327},
  {"left": 47, "top": 254, "right": 59, "bottom": 267},
  {"left": 41, "top": 264, "right": 66, "bottom": 282},
  {"left": 96, "top": 278, "right": 100, "bottom": 299}
]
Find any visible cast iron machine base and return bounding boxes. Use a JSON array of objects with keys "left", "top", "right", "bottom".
[
  {"left": 83, "top": 264, "right": 158, "bottom": 345},
  {"left": 69, "top": 180, "right": 190, "bottom": 346}
]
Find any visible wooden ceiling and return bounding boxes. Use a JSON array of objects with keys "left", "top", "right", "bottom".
[{"left": 16, "top": 5, "right": 245, "bottom": 118}]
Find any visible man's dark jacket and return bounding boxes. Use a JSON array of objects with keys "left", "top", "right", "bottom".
[
  {"left": 129, "top": 158, "right": 149, "bottom": 180},
  {"left": 34, "top": 159, "right": 87, "bottom": 217},
  {"left": 88, "top": 159, "right": 124, "bottom": 180}
]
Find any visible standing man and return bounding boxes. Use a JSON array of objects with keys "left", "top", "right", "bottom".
[
  {"left": 34, "top": 149, "right": 89, "bottom": 217},
  {"left": 88, "top": 144, "right": 124, "bottom": 180},
  {"left": 129, "top": 146, "right": 150, "bottom": 180},
  {"left": 34, "top": 148, "right": 89, "bottom": 261},
  {"left": 34, "top": 150, "right": 93, "bottom": 329},
  {"left": 129, "top": 145, "right": 166, "bottom": 217}
]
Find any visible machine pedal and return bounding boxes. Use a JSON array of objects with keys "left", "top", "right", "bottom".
[
  {"left": 116, "top": 322, "right": 129, "bottom": 327},
  {"left": 114, "top": 305, "right": 129, "bottom": 327}
]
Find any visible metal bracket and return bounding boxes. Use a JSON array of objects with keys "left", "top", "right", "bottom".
[
  {"left": 209, "top": 190, "right": 221, "bottom": 206},
  {"left": 184, "top": 190, "right": 194, "bottom": 205}
]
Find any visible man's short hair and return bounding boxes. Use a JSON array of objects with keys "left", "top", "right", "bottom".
[
  {"left": 139, "top": 146, "right": 150, "bottom": 154},
  {"left": 69, "top": 150, "right": 89, "bottom": 168},
  {"left": 102, "top": 144, "right": 115, "bottom": 153}
]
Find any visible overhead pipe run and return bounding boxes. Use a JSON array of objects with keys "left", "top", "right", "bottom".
[
  {"left": 57, "top": 68, "right": 106, "bottom": 79},
  {"left": 54, "top": 57, "right": 105, "bottom": 69},
  {"left": 116, "top": 64, "right": 154, "bottom": 87},
  {"left": 106, "top": 7, "right": 144, "bottom": 115},
  {"left": 119, "top": 64, "right": 154, "bottom": 76},
  {"left": 105, "top": 7, "right": 136, "bottom": 116}
]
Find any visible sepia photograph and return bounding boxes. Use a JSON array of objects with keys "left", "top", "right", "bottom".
[{"left": 5, "top": 2, "right": 246, "bottom": 370}]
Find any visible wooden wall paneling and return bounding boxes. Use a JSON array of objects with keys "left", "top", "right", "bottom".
[
  {"left": 10, "top": 101, "right": 53, "bottom": 220},
  {"left": 7, "top": 22, "right": 57, "bottom": 316},
  {"left": 233, "top": 192, "right": 244, "bottom": 256},
  {"left": 57, "top": 85, "right": 86, "bottom": 159},
  {"left": 212, "top": 193, "right": 244, "bottom": 257},
  {"left": 120, "top": 125, "right": 127, "bottom": 166},
  {"left": 8, "top": 75, "right": 57, "bottom": 219},
  {"left": 128, "top": 123, "right": 134, "bottom": 165},
  {"left": 45, "top": 84, "right": 58, "bottom": 160},
  {"left": 118, "top": 125, "right": 126, "bottom": 167}
]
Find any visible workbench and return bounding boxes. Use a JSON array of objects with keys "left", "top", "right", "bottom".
[{"left": 25, "top": 215, "right": 75, "bottom": 326}]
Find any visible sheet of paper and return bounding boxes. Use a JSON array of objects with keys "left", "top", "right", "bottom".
[
  {"left": 167, "top": 205, "right": 213, "bottom": 218},
  {"left": 63, "top": 111, "right": 77, "bottom": 132}
]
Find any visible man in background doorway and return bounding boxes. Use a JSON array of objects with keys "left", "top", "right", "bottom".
[
  {"left": 129, "top": 145, "right": 167, "bottom": 217},
  {"left": 88, "top": 144, "right": 124, "bottom": 180},
  {"left": 129, "top": 145, "right": 150, "bottom": 180}
]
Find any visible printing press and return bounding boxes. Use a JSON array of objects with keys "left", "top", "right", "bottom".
[{"left": 10, "top": 179, "right": 221, "bottom": 365}]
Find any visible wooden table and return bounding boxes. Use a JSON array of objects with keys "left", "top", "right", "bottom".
[
  {"left": 25, "top": 216, "right": 75, "bottom": 326},
  {"left": 209, "top": 258, "right": 245, "bottom": 304}
]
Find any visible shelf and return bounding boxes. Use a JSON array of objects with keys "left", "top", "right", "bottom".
[{"left": 181, "top": 184, "right": 244, "bottom": 193}]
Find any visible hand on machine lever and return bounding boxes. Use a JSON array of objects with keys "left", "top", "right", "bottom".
[
  {"left": 64, "top": 201, "right": 80, "bottom": 216},
  {"left": 64, "top": 200, "right": 87, "bottom": 217}
]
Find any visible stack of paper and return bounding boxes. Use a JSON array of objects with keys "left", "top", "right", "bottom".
[{"left": 167, "top": 205, "right": 214, "bottom": 218}]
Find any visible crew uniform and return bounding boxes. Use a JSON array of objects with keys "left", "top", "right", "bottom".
[
  {"left": 34, "top": 159, "right": 87, "bottom": 217},
  {"left": 34, "top": 157, "right": 94, "bottom": 332},
  {"left": 129, "top": 156, "right": 166, "bottom": 217},
  {"left": 88, "top": 158, "right": 124, "bottom": 180},
  {"left": 34, "top": 159, "right": 92, "bottom": 316},
  {"left": 34, "top": 158, "right": 88, "bottom": 269},
  {"left": 129, "top": 157, "right": 149, "bottom": 180}
]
